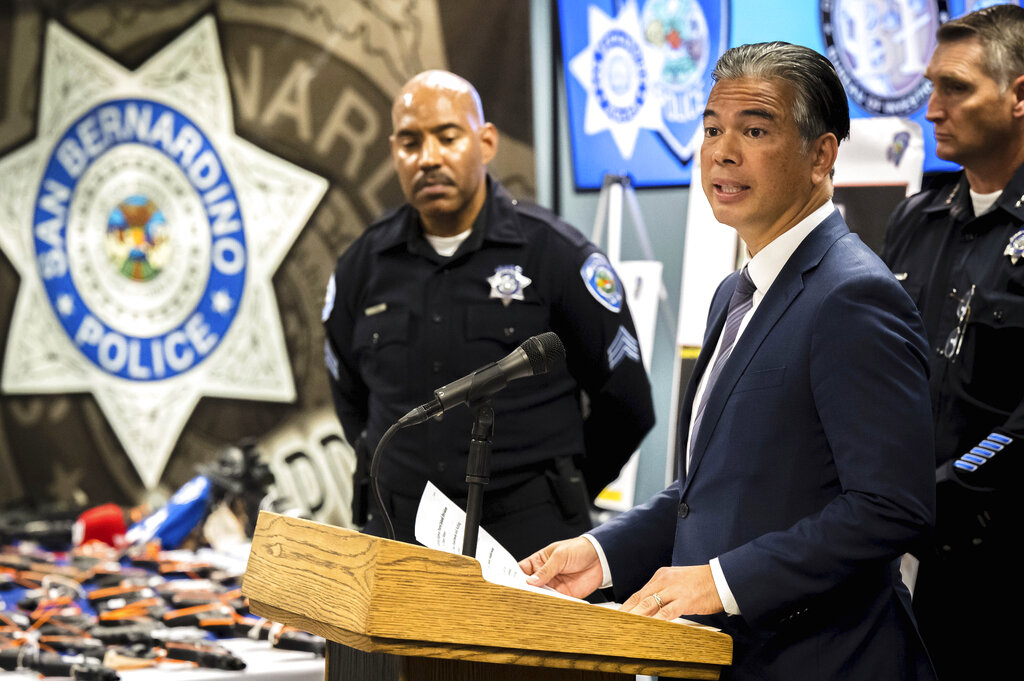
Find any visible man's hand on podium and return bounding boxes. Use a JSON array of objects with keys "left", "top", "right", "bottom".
[
  {"left": 519, "top": 537, "right": 604, "bottom": 599},
  {"left": 619, "top": 565, "right": 724, "bottom": 621}
]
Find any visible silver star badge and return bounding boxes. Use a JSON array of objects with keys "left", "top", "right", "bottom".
[
  {"left": 1005, "top": 229, "right": 1024, "bottom": 265},
  {"left": 487, "top": 265, "right": 532, "bottom": 307}
]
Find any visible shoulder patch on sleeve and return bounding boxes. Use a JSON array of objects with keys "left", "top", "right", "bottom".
[
  {"left": 580, "top": 252, "right": 623, "bottom": 313},
  {"left": 321, "top": 273, "right": 336, "bottom": 322}
]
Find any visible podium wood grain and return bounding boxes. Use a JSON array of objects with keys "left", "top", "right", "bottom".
[{"left": 242, "top": 512, "right": 731, "bottom": 680}]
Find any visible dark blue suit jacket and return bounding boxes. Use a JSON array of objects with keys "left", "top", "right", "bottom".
[{"left": 592, "top": 212, "right": 937, "bottom": 680}]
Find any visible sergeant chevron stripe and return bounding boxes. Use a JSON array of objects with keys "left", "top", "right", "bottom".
[{"left": 607, "top": 325, "right": 641, "bottom": 369}]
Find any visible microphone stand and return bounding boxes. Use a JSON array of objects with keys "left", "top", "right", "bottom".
[{"left": 462, "top": 401, "right": 493, "bottom": 557}]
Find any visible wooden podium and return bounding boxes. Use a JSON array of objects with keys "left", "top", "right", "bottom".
[{"left": 242, "top": 512, "right": 732, "bottom": 680}]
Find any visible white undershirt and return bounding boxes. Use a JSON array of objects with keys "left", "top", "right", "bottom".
[
  {"left": 969, "top": 187, "right": 1001, "bottom": 217},
  {"left": 424, "top": 229, "right": 472, "bottom": 256}
]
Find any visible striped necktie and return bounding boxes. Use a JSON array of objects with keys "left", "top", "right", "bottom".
[{"left": 690, "top": 267, "right": 756, "bottom": 445}]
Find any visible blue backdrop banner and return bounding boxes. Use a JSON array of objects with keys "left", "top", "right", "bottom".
[{"left": 560, "top": 0, "right": 1021, "bottom": 188}]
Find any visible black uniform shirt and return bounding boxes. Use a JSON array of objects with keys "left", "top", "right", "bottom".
[
  {"left": 323, "top": 177, "right": 655, "bottom": 499},
  {"left": 882, "top": 163, "right": 1024, "bottom": 487}
]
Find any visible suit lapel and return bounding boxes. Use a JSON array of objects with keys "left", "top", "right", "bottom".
[{"left": 681, "top": 210, "right": 849, "bottom": 491}]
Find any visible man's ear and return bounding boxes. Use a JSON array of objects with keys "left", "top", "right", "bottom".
[
  {"left": 479, "top": 122, "right": 499, "bottom": 165},
  {"left": 811, "top": 132, "right": 839, "bottom": 185},
  {"left": 1011, "top": 73, "right": 1024, "bottom": 119}
]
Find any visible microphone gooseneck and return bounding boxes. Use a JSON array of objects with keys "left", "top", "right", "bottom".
[{"left": 369, "top": 332, "right": 566, "bottom": 543}]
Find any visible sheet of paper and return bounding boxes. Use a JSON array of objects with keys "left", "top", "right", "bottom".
[
  {"left": 414, "top": 481, "right": 580, "bottom": 600},
  {"left": 414, "top": 482, "right": 719, "bottom": 629}
]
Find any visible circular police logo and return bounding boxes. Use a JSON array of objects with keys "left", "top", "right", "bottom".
[
  {"left": 642, "top": 0, "right": 709, "bottom": 91},
  {"left": 821, "top": 0, "right": 948, "bottom": 116},
  {"left": 106, "top": 195, "right": 169, "bottom": 282},
  {"left": 641, "top": 0, "right": 726, "bottom": 163},
  {"left": 592, "top": 29, "right": 649, "bottom": 124},
  {"left": 34, "top": 98, "right": 247, "bottom": 382},
  {"left": 495, "top": 272, "right": 519, "bottom": 295}
]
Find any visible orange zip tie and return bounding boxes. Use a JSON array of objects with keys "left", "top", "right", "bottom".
[
  {"left": 164, "top": 602, "right": 229, "bottom": 618},
  {"left": 98, "top": 596, "right": 163, "bottom": 620},
  {"left": 27, "top": 608, "right": 57, "bottom": 631},
  {"left": 36, "top": 618, "right": 90, "bottom": 637},
  {"left": 0, "top": 612, "right": 21, "bottom": 628},
  {"left": 218, "top": 588, "right": 242, "bottom": 603},
  {"left": 29, "top": 595, "right": 80, "bottom": 620},
  {"left": 89, "top": 584, "right": 150, "bottom": 600}
]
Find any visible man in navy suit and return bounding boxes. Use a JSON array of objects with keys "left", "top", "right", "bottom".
[{"left": 520, "top": 42, "right": 937, "bottom": 680}]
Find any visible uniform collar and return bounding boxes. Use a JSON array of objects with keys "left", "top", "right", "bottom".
[
  {"left": 922, "top": 173, "right": 970, "bottom": 222},
  {"left": 371, "top": 175, "right": 526, "bottom": 257},
  {"left": 457, "top": 176, "right": 528, "bottom": 254},
  {"left": 923, "top": 162, "right": 1024, "bottom": 224},
  {"left": 994, "top": 161, "right": 1024, "bottom": 222}
]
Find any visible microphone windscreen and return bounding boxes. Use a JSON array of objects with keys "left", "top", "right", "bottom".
[
  {"left": 74, "top": 503, "right": 128, "bottom": 548},
  {"left": 522, "top": 332, "right": 565, "bottom": 374}
]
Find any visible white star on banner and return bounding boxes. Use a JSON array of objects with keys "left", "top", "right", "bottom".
[{"left": 568, "top": 0, "right": 667, "bottom": 159}]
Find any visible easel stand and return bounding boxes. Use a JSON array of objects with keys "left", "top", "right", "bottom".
[
  {"left": 592, "top": 174, "right": 676, "bottom": 343},
  {"left": 243, "top": 512, "right": 732, "bottom": 680}
]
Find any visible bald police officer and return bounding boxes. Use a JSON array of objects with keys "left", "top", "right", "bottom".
[{"left": 322, "top": 71, "right": 655, "bottom": 559}]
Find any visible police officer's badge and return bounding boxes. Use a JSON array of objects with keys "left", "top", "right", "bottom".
[
  {"left": 488, "top": 265, "right": 532, "bottom": 306},
  {"left": 1005, "top": 228, "right": 1024, "bottom": 265},
  {"left": 581, "top": 253, "right": 623, "bottom": 313}
]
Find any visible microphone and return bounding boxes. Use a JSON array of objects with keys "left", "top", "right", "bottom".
[{"left": 398, "top": 332, "right": 565, "bottom": 427}]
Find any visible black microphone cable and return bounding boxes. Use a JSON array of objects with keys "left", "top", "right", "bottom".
[{"left": 369, "top": 420, "right": 402, "bottom": 541}]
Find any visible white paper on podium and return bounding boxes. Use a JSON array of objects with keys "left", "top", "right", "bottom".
[
  {"left": 413, "top": 482, "right": 720, "bottom": 630},
  {"left": 414, "top": 482, "right": 580, "bottom": 600}
]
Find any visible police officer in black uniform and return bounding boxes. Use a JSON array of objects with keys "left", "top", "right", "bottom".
[
  {"left": 322, "top": 70, "right": 655, "bottom": 560},
  {"left": 881, "top": 6, "right": 1024, "bottom": 678}
]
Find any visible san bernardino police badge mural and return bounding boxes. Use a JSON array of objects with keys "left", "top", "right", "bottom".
[{"left": 0, "top": 17, "right": 328, "bottom": 488}]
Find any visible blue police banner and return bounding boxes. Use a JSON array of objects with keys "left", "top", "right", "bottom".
[
  {"left": 731, "top": 0, "right": 957, "bottom": 173},
  {"left": 561, "top": 0, "right": 1021, "bottom": 188},
  {"left": 558, "top": 0, "right": 729, "bottom": 189}
]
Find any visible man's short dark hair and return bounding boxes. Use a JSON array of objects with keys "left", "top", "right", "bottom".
[
  {"left": 712, "top": 42, "right": 850, "bottom": 148},
  {"left": 937, "top": 4, "right": 1024, "bottom": 90}
]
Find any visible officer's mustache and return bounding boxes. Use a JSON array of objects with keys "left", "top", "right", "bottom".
[{"left": 414, "top": 172, "right": 455, "bottom": 192}]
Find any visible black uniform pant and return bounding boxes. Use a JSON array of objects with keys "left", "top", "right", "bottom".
[{"left": 912, "top": 490, "right": 1012, "bottom": 679}]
